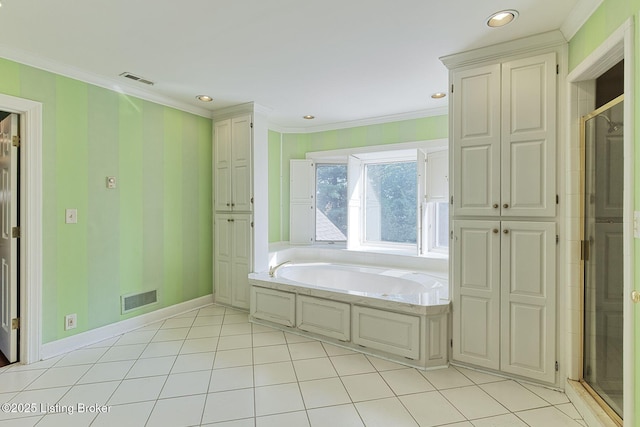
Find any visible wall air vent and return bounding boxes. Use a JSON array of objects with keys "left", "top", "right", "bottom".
[
  {"left": 121, "top": 290, "right": 158, "bottom": 314},
  {"left": 119, "top": 72, "right": 155, "bottom": 86}
]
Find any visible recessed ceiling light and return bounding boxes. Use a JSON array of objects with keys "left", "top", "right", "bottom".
[
  {"left": 431, "top": 92, "right": 447, "bottom": 99},
  {"left": 196, "top": 95, "right": 213, "bottom": 102},
  {"left": 487, "top": 10, "right": 518, "bottom": 28},
  {"left": 303, "top": 115, "right": 315, "bottom": 120}
]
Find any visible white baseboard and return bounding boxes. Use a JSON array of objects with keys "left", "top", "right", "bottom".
[{"left": 40, "top": 294, "right": 214, "bottom": 361}]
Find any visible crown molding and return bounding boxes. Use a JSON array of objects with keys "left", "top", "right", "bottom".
[
  {"left": 560, "top": 0, "right": 604, "bottom": 41},
  {"left": 0, "top": 45, "right": 213, "bottom": 119},
  {"left": 268, "top": 106, "right": 449, "bottom": 134},
  {"left": 440, "top": 30, "right": 567, "bottom": 69}
]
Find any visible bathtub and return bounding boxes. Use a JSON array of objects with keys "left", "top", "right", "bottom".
[{"left": 248, "top": 262, "right": 450, "bottom": 369}]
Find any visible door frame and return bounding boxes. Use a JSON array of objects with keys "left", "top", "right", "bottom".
[
  {"left": 0, "top": 93, "right": 43, "bottom": 365},
  {"left": 566, "top": 18, "right": 634, "bottom": 423}
]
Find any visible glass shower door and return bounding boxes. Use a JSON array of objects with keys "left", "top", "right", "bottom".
[{"left": 582, "top": 95, "right": 624, "bottom": 420}]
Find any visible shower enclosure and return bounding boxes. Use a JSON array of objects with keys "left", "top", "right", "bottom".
[{"left": 581, "top": 94, "right": 624, "bottom": 422}]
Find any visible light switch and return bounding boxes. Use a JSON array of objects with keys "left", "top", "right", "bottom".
[
  {"left": 106, "top": 176, "right": 117, "bottom": 189},
  {"left": 65, "top": 209, "right": 78, "bottom": 224}
]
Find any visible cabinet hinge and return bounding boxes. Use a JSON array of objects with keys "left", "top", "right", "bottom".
[
  {"left": 556, "top": 194, "right": 559, "bottom": 204},
  {"left": 556, "top": 235, "right": 559, "bottom": 244},
  {"left": 580, "top": 240, "right": 590, "bottom": 261},
  {"left": 11, "top": 318, "right": 19, "bottom": 330},
  {"left": 12, "top": 227, "right": 20, "bottom": 239},
  {"left": 556, "top": 64, "right": 559, "bottom": 75},
  {"left": 12, "top": 135, "right": 20, "bottom": 148},
  {"left": 250, "top": 222, "right": 254, "bottom": 228},
  {"left": 450, "top": 195, "right": 453, "bottom": 205},
  {"left": 250, "top": 122, "right": 253, "bottom": 128},
  {"left": 555, "top": 361, "right": 559, "bottom": 372},
  {"left": 451, "top": 84, "right": 454, "bottom": 93},
  {"left": 251, "top": 197, "right": 254, "bottom": 204},
  {"left": 450, "top": 339, "right": 453, "bottom": 348}
]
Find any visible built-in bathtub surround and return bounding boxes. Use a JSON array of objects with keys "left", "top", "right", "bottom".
[{"left": 248, "top": 246, "right": 450, "bottom": 370}]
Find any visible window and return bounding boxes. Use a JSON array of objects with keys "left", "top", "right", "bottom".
[
  {"left": 315, "top": 164, "right": 347, "bottom": 242},
  {"left": 364, "top": 161, "right": 417, "bottom": 245}
]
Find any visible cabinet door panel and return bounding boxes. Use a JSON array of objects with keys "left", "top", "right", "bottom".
[
  {"left": 501, "top": 221, "right": 555, "bottom": 382},
  {"left": 453, "top": 65, "right": 501, "bottom": 216},
  {"left": 501, "top": 53, "right": 556, "bottom": 217},
  {"left": 231, "top": 115, "right": 253, "bottom": 212},
  {"left": 214, "top": 215, "right": 232, "bottom": 304},
  {"left": 453, "top": 220, "right": 500, "bottom": 369},
  {"left": 214, "top": 120, "right": 232, "bottom": 211},
  {"left": 231, "top": 214, "right": 252, "bottom": 309}
]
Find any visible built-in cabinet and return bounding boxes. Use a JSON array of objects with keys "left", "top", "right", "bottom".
[
  {"left": 213, "top": 111, "right": 255, "bottom": 310},
  {"left": 443, "top": 35, "right": 563, "bottom": 384}
]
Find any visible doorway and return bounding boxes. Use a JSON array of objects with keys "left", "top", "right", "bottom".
[{"left": 581, "top": 95, "right": 624, "bottom": 424}]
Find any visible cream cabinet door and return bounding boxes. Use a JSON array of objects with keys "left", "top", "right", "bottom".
[
  {"left": 231, "top": 115, "right": 253, "bottom": 212},
  {"left": 231, "top": 214, "right": 252, "bottom": 309},
  {"left": 214, "top": 214, "right": 232, "bottom": 305},
  {"left": 452, "top": 64, "right": 501, "bottom": 216},
  {"left": 214, "top": 119, "right": 232, "bottom": 212},
  {"left": 500, "top": 221, "right": 556, "bottom": 382},
  {"left": 289, "top": 159, "right": 315, "bottom": 244},
  {"left": 452, "top": 220, "right": 501, "bottom": 370},
  {"left": 501, "top": 53, "right": 556, "bottom": 217}
]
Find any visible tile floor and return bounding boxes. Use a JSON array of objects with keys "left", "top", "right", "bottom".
[{"left": 0, "top": 305, "right": 587, "bottom": 426}]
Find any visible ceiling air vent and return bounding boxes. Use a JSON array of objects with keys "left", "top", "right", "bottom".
[{"left": 119, "top": 72, "right": 155, "bottom": 86}]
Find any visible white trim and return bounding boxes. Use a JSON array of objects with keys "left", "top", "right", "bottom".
[
  {"left": 565, "top": 17, "right": 634, "bottom": 424},
  {"left": 40, "top": 295, "right": 214, "bottom": 360},
  {"left": 0, "top": 47, "right": 213, "bottom": 119},
  {"left": 0, "top": 94, "right": 43, "bottom": 365},
  {"left": 560, "top": 0, "right": 605, "bottom": 41},
  {"left": 268, "top": 107, "right": 449, "bottom": 134}
]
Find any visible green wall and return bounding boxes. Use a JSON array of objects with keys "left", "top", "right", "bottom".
[
  {"left": 0, "top": 57, "right": 213, "bottom": 343},
  {"left": 568, "top": 0, "right": 639, "bottom": 422},
  {"left": 269, "top": 115, "right": 448, "bottom": 242}
]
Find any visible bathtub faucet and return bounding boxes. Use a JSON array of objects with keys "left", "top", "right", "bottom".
[{"left": 268, "top": 260, "right": 291, "bottom": 278}]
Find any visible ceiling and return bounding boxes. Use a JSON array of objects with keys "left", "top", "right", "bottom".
[{"left": 0, "top": 0, "right": 600, "bottom": 130}]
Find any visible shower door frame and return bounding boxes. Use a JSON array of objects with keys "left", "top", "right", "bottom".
[{"left": 579, "top": 95, "right": 624, "bottom": 426}]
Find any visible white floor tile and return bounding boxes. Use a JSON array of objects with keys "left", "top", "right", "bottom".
[
  {"left": 255, "top": 383, "right": 305, "bottom": 416},
  {"left": 126, "top": 356, "right": 176, "bottom": 379},
  {"left": 179, "top": 337, "right": 218, "bottom": 355},
  {"left": 307, "top": 404, "right": 364, "bottom": 427},
  {"left": 213, "top": 349, "right": 253, "bottom": 369},
  {"left": 480, "top": 380, "right": 549, "bottom": 412},
  {"left": 209, "top": 366, "right": 254, "bottom": 392},
  {"left": 108, "top": 376, "right": 166, "bottom": 405},
  {"left": 98, "top": 344, "right": 146, "bottom": 363},
  {"left": 202, "top": 419, "right": 254, "bottom": 427},
  {"left": 216, "top": 334, "right": 253, "bottom": 351},
  {"left": 366, "top": 355, "right": 407, "bottom": 372},
  {"left": 197, "top": 305, "right": 227, "bottom": 316},
  {"left": 147, "top": 394, "right": 206, "bottom": 427},
  {"left": 257, "top": 410, "right": 310, "bottom": 427},
  {"left": 171, "top": 351, "right": 215, "bottom": 374},
  {"left": 113, "top": 330, "right": 156, "bottom": 346},
  {"left": 0, "top": 370, "right": 46, "bottom": 393},
  {"left": 223, "top": 314, "right": 250, "bottom": 324},
  {"left": 441, "top": 385, "right": 509, "bottom": 420},
  {"left": 25, "top": 365, "right": 91, "bottom": 390},
  {"left": 140, "top": 341, "right": 183, "bottom": 359},
  {"left": 471, "top": 413, "right": 528, "bottom": 426},
  {"left": 219, "top": 323, "right": 252, "bottom": 337},
  {"left": 254, "top": 361, "right": 297, "bottom": 387},
  {"left": 0, "top": 415, "right": 44, "bottom": 426},
  {"left": 400, "top": 391, "right": 466, "bottom": 427},
  {"left": 159, "top": 370, "right": 211, "bottom": 398},
  {"left": 556, "top": 402, "right": 581, "bottom": 419},
  {"left": 421, "top": 366, "right": 474, "bottom": 390},
  {"left": 151, "top": 327, "right": 190, "bottom": 342},
  {"left": 91, "top": 401, "right": 155, "bottom": 427},
  {"left": 192, "top": 315, "right": 224, "bottom": 327},
  {"left": 253, "top": 345, "right": 291, "bottom": 364},
  {"left": 77, "top": 360, "right": 134, "bottom": 384},
  {"left": 161, "top": 317, "right": 196, "bottom": 329},
  {"left": 288, "top": 342, "right": 327, "bottom": 360},
  {"left": 520, "top": 382, "right": 570, "bottom": 405},
  {"left": 341, "top": 372, "right": 394, "bottom": 402},
  {"left": 516, "top": 406, "right": 584, "bottom": 426},
  {"left": 455, "top": 366, "right": 508, "bottom": 385},
  {"left": 0, "top": 387, "right": 69, "bottom": 421},
  {"left": 85, "top": 337, "right": 120, "bottom": 348},
  {"left": 299, "top": 377, "right": 351, "bottom": 409},
  {"left": 321, "top": 343, "right": 355, "bottom": 356},
  {"left": 57, "top": 381, "right": 120, "bottom": 407},
  {"left": 252, "top": 331, "right": 287, "bottom": 347},
  {"left": 293, "top": 358, "right": 338, "bottom": 381},
  {"left": 188, "top": 325, "right": 223, "bottom": 339},
  {"left": 201, "top": 389, "right": 254, "bottom": 424},
  {"left": 329, "top": 354, "right": 375, "bottom": 376},
  {"left": 37, "top": 410, "right": 98, "bottom": 426},
  {"left": 284, "top": 332, "right": 315, "bottom": 344},
  {"left": 54, "top": 347, "right": 108, "bottom": 367},
  {"left": 355, "top": 397, "right": 418, "bottom": 427},
  {"left": 380, "top": 368, "right": 435, "bottom": 395}
]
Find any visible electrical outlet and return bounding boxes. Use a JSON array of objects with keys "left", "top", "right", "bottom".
[
  {"left": 64, "top": 314, "right": 77, "bottom": 330},
  {"left": 65, "top": 209, "right": 78, "bottom": 224}
]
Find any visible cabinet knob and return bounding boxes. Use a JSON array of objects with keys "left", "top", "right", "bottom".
[
  {"left": 503, "top": 203, "right": 509, "bottom": 209},
  {"left": 231, "top": 203, "right": 235, "bottom": 207},
  {"left": 493, "top": 229, "right": 499, "bottom": 234},
  {"left": 493, "top": 203, "right": 499, "bottom": 209},
  {"left": 503, "top": 229, "right": 509, "bottom": 234},
  {"left": 226, "top": 203, "right": 230, "bottom": 207}
]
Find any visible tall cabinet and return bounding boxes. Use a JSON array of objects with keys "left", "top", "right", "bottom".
[
  {"left": 213, "top": 104, "right": 269, "bottom": 310},
  {"left": 442, "top": 33, "right": 564, "bottom": 384}
]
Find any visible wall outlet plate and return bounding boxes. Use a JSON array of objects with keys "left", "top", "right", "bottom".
[
  {"left": 106, "top": 176, "right": 117, "bottom": 189},
  {"left": 64, "top": 314, "right": 77, "bottom": 330},
  {"left": 65, "top": 209, "right": 78, "bottom": 224}
]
